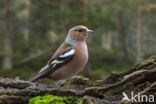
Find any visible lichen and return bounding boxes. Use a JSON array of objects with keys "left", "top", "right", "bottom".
[{"left": 29, "top": 94, "right": 84, "bottom": 104}]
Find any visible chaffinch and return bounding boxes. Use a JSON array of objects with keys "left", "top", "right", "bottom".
[{"left": 30, "top": 25, "right": 93, "bottom": 82}]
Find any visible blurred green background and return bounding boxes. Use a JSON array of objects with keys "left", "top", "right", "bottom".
[{"left": 0, "top": 0, "right": 155, "bottom": 81}]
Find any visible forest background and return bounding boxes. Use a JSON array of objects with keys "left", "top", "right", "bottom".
[{"left": 0, "top": 0, "right": 155, "bottom": 81}]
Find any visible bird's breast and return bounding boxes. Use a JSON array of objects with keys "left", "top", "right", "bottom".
[
  {"left": 62, "top": 42, "right": 88, "bottom": 78},
  {"left": 74, "top": 42, "right": 88, "bottom": 63}
]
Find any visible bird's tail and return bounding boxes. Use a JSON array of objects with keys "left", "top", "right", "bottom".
[
  {"left": 29, "top": 74, "right": 42, "bottom": 82},
  {"left": 29, "top": 65, "right": 49, "bottom": 82}
]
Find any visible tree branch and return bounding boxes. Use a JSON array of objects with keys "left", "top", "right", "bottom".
[{"left": 0, "top": 55, "right": 155, "bottom": 104}]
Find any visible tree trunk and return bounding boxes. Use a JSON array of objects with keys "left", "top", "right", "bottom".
[
  {"left": 45, "top": 0, "right": 53, "bottom": 45},
  {"left": 24, "top": 0, "right": 30, "bottom": 46},
  {"left": 79, "top": 0, "right": 85, "bottom": 23},
  {"left": 45, "top": 23, "right": 53, "bottom": 44},
  {"left": 102, "top": 32, "right": 112, "bottom": 50},
  {"left": 3, "top": 0, "right": 13, "bottom": 70},
  {"left": 136, "top": 0, "right": 142, "bottom": 63},
  {"left": 0, "top": 55, "right": 155, "bottom": 104},
  {"left": 118, "top": 10, "right": 129, "bottom": 60}
]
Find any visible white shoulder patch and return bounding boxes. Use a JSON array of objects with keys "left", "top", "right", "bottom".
[
  {"left": 60, "top": 49, "right": 75, "bottom": 58},
  {"left": 39, "top": 65, "right": 49, "bottom": 73}
]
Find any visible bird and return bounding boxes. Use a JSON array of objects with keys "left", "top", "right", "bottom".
[{"left": 30, "top": 25, "right": 93, "bottom": 82}]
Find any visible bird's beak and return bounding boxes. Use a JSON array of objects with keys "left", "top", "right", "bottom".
[{"left": 86, "top": 29, "right": 94, "bottom": 35}]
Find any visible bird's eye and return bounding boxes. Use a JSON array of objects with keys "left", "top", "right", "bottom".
[{"left": 78, "top": 29, "right": 83, "bottom": 32}]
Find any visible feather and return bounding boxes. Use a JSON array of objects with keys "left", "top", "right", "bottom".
[{"left": 30, "top": 47, "right": 75, "bottom": 82}]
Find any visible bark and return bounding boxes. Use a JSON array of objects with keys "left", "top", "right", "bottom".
[
  {"left": 136, "top": 0, "right": 143, "bottom": 63},
  {"left": 0, "top": 55, "right": 155, "bottom": 104},
  {"left": 3, "top": 0, "right": 13, "bottom": 69}
]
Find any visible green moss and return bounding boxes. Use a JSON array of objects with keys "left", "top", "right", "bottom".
[
  {"left": 0, "top": 100, "right": 3, "bottom": 104},
  {"left": 29, "top": 94, "right": 84, "bottom": 104}
]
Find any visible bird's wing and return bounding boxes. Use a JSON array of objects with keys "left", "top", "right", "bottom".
[{"left": 30, "top": 47, "right": 75, "bottom": 82}]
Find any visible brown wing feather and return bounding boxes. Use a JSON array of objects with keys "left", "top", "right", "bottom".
[
  {"left": 52, "top": 43, "right": 71, "bottom": 58},
  {"left": 30, "top": 43, "right": 74, "bottom": 82}
]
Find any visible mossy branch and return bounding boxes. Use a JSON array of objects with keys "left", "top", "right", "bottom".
[{"left": 0, "top": 55, "right": 155, "bottom": 104}]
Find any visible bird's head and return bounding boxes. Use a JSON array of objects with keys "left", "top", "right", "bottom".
[{"left": 65, "top": 25, "right": 93, "bottom": 45}]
